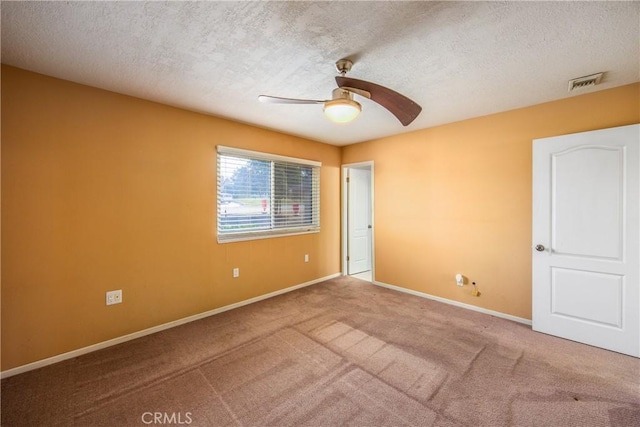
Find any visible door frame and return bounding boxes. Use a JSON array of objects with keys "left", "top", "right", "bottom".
[{"left": 341, "top": 161, "right": 375, "bottom": 279}]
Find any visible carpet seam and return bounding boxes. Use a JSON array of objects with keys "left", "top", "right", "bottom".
[{"left": 195, "top": 367, "right": 244, "bottom": 427}]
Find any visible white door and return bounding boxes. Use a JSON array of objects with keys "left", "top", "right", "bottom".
[
  {"left": 532, "top": 124, "right": 639, "bottom": 357},
  {"left": 348, "top": 168, "right": 372, "bottom": 275}
]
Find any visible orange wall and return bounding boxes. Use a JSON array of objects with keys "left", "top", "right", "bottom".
[
  {"left": 1, "top": 66, "right": 341, "bottom": 370},
  {"left": 343, "top": 83, "right": 640, "bottom": 320},
  {"left": 2, "top": 64, "right": 639, "bottom": 371}
]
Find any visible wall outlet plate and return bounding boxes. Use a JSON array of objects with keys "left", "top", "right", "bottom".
[
  {"left": 106, "top": 290, "right": 122, "bottom": 306},
  {"left": 233, "top": 268, "right": 240, "bottom": 278},
  {"left": 304, "top": 254, "right": 309, "bottom": 263}
]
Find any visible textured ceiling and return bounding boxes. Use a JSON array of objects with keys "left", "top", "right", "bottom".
[{"left": 2, "top": 1, "right": 639, "bottom": 145}]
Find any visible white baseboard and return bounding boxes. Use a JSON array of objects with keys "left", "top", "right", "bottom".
[
  {"left": 372, "top": 280, "right": 532, "bottom": 326},
  {"left": 1, "top": 273, "right": 341, "bottom": 379}
]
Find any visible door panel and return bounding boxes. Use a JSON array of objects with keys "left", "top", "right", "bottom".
[
  {"left": 532, "top": 124, "right": 639, "bottom": 357},
  {"left": 551, "top": 268, "right": 622, "bottom": 328},
  {"left": 348, "top": 168, "right": 371, "bottom": 275},
  {"left": 552, "top": 146, "right": 623, "bottom": 259}
]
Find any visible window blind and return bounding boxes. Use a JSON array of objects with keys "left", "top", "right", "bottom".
[{"left": 217, "top": 146, "right": 321, "bottom": 243}]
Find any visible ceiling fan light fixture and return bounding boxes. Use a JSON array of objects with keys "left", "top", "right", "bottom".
[{"left": 323, "top": 98, "right": 362, "bottom": 123}]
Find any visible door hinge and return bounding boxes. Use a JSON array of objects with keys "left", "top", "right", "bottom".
[
  {"left": 346, "top": 177, "right": 350, "bottom": 183},
  {"left": 347, "top": 255, "right": 350, "bottom": 261}
]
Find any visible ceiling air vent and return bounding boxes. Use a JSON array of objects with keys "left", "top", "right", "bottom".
[{"left": 568, "top": 72, "right": 604, "bottom": 92}]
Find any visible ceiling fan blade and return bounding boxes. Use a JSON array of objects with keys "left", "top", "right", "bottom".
[
  {"left": 335, "top": 77, "right": 422, "bottom": 126},
  {"left": 258, "top": 95, "right": 325, "bottom": 105}
]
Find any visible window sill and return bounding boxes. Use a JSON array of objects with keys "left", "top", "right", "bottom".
[{"left": 217, "top": 228, "right": 320, "bottom": 244}]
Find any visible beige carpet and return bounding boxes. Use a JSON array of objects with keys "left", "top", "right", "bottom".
[{"left": 2, "top": 276, "right": 639, "bottom": 426}]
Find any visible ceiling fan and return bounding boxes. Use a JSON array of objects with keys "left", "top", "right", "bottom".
[{"left": 258, "top": 59, "right": 422, "bottom": 126}]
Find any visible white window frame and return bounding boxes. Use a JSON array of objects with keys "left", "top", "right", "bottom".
[{"left": 216, "top": 146, "right": 321, "bottom": 243}]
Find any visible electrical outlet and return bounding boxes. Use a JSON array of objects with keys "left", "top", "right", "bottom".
[
  {"left": 233, "top": 268, "right": 240, "bottom": 278},
  {"left": 304, "top": 254, "right": 309, "bottom": 263},
  {"left": 106, "top": 290, "right": 122, "bottom": 306}
]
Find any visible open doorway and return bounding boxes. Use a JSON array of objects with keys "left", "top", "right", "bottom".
[{"left": 342, "top": 162, "right": 374, "bottom": 282}]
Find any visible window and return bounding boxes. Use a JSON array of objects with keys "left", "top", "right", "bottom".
[{"left": 217, "top": 146, "right": 321, "bottom": 243}]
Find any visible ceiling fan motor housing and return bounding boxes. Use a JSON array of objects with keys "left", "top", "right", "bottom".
[{"left": 332, "top": 88, "right": 354, "bottom": 101}]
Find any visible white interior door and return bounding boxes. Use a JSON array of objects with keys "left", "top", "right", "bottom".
[
  {"left": 348, "top": 168, "right": 372, "bottom": 275},
  {"left": 532, "top": 124, "right": 639, "bottom": 357}
]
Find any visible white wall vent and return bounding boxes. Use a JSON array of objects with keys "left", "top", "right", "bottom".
[{"left": 568, "top": 72, "right": 604, "bottom": 92}]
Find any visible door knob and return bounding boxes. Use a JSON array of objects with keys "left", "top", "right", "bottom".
[{"left": 535, "top": 244, "right": 545, "bottom": 252}]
